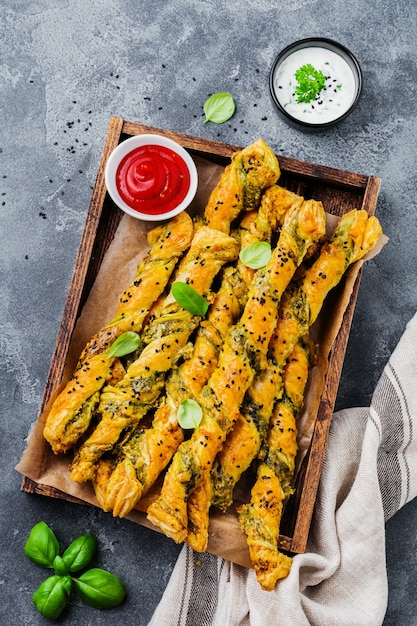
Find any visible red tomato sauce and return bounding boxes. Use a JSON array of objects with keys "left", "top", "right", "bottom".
[{"left": 116, "top": 144, "right": 191, "bottom": 215}]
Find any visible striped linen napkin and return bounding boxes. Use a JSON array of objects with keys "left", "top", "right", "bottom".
[{"left": 149, "top": 312, "right": 417, "bottom": 626}]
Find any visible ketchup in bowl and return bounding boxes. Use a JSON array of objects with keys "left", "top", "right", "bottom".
[
  {"left": 116, "top": 144, "right": 190, "bottom": 216},
  {"left": 105, "top": 134, "right": 198, "bottom": 221}
]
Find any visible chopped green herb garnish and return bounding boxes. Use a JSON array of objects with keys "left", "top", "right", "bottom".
[{"left": 294, "top": 64, "right": 326, "bottom": 104}]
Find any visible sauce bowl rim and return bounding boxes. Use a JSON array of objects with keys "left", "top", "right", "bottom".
[{"left": 105, "top": 133, "right": 198, "bottom": 221}]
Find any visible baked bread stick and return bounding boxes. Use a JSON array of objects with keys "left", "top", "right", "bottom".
[
  {"left": 146, "top": 199, "right": 326, "bottom": 543},
  {"left": 95, "top": 212, "right": 263, "bottom": 517},
  {"left": 186, "top": 211, "right": 276, "bottom": 551},
  {"left": 93, "top": 265, "right": 247, "bottom": 516},
  {"left": 43, "top": 212, "right": 194, "bottom": 454},
  {"left": 210, "top": 208, "right": 383, "bottom": 511},
  {"left": 204, "top": 139, "right": 280, "bottom": 233},
  {"left": 237, "top": 209, "right": 383, "bottom": 590},
  {"left": 238, "top": 339, "right": 312, "bottom": 591},
  {"left": 69, "top": 226, "right": 240, "bottom": 482}
]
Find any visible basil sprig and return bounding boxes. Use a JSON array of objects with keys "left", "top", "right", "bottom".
[
  {"left": 177, "top": 398, "right": 203, "bottom": 429},
  {"left": 239, "top": 241, "right": 272, "bottom": 269},
  {"left": 203, "top": 92, "right": 235, "bottom": 124},
  {"left": 171, "top": 281, "right": 209, "bottom": 317},
  {"left": 108, "top": 331, "right": 141, "bottom": 358},
  {"left": 24, "top": 522, "right": 126, "bottom": 620}
]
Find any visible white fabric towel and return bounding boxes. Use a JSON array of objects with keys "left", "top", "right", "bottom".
[{"left": 149, "top": 312, "right": 417, "bottom": 626}]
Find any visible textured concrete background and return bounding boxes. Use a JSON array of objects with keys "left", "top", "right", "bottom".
[{"left": 1, "top": 1, "right": 417, "bottom": 624}]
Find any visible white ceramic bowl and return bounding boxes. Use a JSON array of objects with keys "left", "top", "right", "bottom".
[
  {"left": 105, "top": 134, "right": 198, "bottom": 221},
  {"left": 269, "top": 38, "right": 362, "bottom": 130}
]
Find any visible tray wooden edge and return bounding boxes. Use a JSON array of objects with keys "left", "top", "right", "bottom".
[{"left": 122, "top": 118, "right": 380, "bottom": 191}]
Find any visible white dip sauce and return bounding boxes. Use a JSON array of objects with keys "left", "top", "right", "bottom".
[{"left": 273, "top": 47, "right": 357, "bottom": 124}]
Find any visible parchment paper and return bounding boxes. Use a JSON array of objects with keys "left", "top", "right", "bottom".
[{"left": 16, "top": 154, "right": 386, "bottom": 568}]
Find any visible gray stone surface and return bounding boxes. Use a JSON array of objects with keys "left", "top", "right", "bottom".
[{"left": 1, "top": 1, "right": 416, "bottom": 624}]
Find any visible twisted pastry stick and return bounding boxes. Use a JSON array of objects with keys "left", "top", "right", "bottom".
[
  {"left": 238, "top": 338, "right": 313, "bottom": 591},
  {"left": 237, "top": 209, "right": 383, "bottom": 590},
  {"left": 186, "top": 209, "right": 277, "bottom": 551},
  {"left": 69, "top": 225, "right": 240, "bottom": 482},
  {"left": 210, "top": 207, "right": 383, "bottom": 509},
  {"left": 186, "top": 207, "right": 382, "bottom": 552},
  {"left": 186, "top": 189, "right": 306, "bottom": 551},
  {"left": 43, "top": 212, "right": 194, "bottom": 454},
  {"left": 93, "top": 264, "right": 247, "bottom": 516},
  {"left": 204, "top": 139, "right": 280, "bottom": 233},
  {"left": 146, "top": 199, "right": 326, "bottom": 543},
  {"left": 94, "top": 210, "right": 267, "bottom": 517}
]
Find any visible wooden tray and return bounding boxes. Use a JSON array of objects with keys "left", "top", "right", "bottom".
[{"left": 20, "top": 116, "right": 381, "bottom": 558}]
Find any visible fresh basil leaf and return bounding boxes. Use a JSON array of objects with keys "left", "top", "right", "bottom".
[
  {"left": 53, "top": 555, "right": 69, "bottom": 576},
  {"left": 239, "top": 241, "right": 272, "bottom": 269},
  {"left": 32, "top": 575, "right": 70, "bottom": 619},
  {"left": 73, "top": 568, "right": 126, "bottom": 609},
  {"left": 177, "top": 399, "right": 203, "bottom": 429},
  {"left": 171, "top": 282, "right": 209, "bottom": 317},
  {"left": 62, "top": 533, "right": 97, "bottom": 573},
  {"left": 108, "top": 331, "right": 141, "bottom": 358},
  {"left": 203, "top": 92, "right": 235, "bottom": 124},
  {"left": 24, "top": 521, "right": 60, "bottom": 568}
]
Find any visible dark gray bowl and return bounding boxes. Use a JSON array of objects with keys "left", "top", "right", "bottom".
[{"left": 269, "top": 38, "right": 362, "bottom": 131}]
